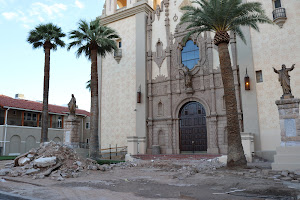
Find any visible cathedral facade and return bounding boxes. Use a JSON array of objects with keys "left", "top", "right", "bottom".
[{"left": 98, "top": 0, "right": 300, "bottom": 161}]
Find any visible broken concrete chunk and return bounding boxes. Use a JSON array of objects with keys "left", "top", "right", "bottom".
[
  {"left": 27, "top": 154, "right": 35, "bottom": 159},
  {"left": 18, "top": 157, "right": 31, "bottom": 166},
  {"left": 281, "top": 171, "right": 289, "bottom": 177},
  {"left": 57, "top": 176, "right": 65, "bottom": 181},
  {"left": 33, "top": 157, "right": 57, "bottom": 168},
  {"left": 25, "top": 168, "right": 40, "bottom": 175},
  {"left": 0, "top": 169, "right": 12, "bottom": 176}
]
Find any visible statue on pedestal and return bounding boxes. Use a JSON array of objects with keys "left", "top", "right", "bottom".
[
  {"left": 273, "top": 64, "right": 295, "bottom": 99},
  {"left": 68, "top": 94, "right": 76, "bottom": 116}
]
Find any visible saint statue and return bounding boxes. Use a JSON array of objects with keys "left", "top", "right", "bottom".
[
  {"left": 68, "top": 94, "right": 76, "bottom": 116},
  {"left": 183, "top": 66, "right": 193, "bottom": 90},
  {"left": 273, "top": 64, "right": 295, "bottom": 97}
]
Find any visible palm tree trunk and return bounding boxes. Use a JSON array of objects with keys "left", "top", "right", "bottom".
[
  {"left": 41, "top": 41, "right": 52, "bottom": 143},
  {"left": 218, "top": 42, "right": 247, "bottom": 168},
  {"left": 89, "top": 44, "right": 99, "bottom": 160}
]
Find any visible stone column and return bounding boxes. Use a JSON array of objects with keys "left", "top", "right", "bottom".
[
  {"left": 63, "top": 115, "right": 80, "bottom": 148},
  {"left": 272, "top": 98, "right": 300, "bottom": 170}
]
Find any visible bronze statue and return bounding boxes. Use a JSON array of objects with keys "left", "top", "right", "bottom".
[
  {"left": 273, "top": 64, "right": 295, "bottom": 98},
  {"left": 68, "top": 94, "right": 76, "bottom": 116},
  {"left": 183, "top": 66, "right": 193, "bottom": 90}
]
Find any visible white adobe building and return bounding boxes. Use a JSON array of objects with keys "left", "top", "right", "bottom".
[{"left": 97, "top": 0, "right": 300, "bottom": 162}]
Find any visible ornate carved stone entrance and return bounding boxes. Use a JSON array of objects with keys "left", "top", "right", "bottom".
[{"left": 179, "top": 102, "right": 207, "bottom": 152}]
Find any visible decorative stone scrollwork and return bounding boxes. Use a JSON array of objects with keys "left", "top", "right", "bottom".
[{"left": 173, "top": 14, "right": 178, "bottom": 22}]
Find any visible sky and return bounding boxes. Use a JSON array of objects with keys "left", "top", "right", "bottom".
[{"left": 0, "top": 0, "right": 105, "bottom": 111}]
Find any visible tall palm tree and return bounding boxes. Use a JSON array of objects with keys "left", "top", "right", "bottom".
[
  {"left": 68, "top": 18, "right": 119, "bottom": 160},
  {"left": 180, "top": 0, "right": 272, "bottom": 167},
  {"left": 27, "top": 23, "right": 65, "bottom": 143}
]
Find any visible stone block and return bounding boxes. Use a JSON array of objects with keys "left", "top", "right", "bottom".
[
  {"left": 0, "top": 169, "right": 12, "bottom": 176},
  {"left": 18, "top": 157, "right": 31, "bottom": 166},
  {"left": 33, "top": 157, "right": 57, "bottom": 168}
]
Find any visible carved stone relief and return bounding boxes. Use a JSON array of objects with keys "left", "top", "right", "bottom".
[{"left": 147, "top": 6, "right": 241, "bottom": 155}]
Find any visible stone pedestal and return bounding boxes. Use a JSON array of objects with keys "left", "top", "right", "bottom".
[
  {"left": 127, "top": 136, "right": 146, "bottom": 155},
  {"left": 241, "top": 132, "right": 254, "bottom": 163},
  {"left": 152, "top": 145, "right": 160, "bottom": 154},
  {"left": 63, "top": 116, "right": 80, "bottom": 148},
  {"left": 272, "top": 98, "right": 300, "bottom": 170}
]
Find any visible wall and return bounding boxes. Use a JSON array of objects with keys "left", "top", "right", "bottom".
[
  {"left": 0, "top": 125, "right": 64, "bottom": 155},
  {"left": 249, "top": 0, "right": 300, "bottom": 152},
  {"left": 100, "top": 16, "right": 137, "bottom": 149}
]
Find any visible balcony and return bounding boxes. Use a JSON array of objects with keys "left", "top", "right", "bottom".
[
  {"left": 272, "top": 7, "right": 287, "bottom": 28},
  {"left": 114, "top": 49, "right": 122, "bottom": 64}
]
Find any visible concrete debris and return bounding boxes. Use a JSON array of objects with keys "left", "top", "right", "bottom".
[
  {"left": 33, "top": 157, "right": 57, "bottom": 168},
  {"left": 18, "top": 157, "right": 31, "bottom": 166},
  {"left": 0, "top": 141, "right": 100, "bottom": 180}
]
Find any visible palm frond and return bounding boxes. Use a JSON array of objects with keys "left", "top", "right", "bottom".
[
  {"left": 68, "top": 18, "right": 119, "bottom": 60},
  {"left": 180, "top": 0, "right": 273, "bottom": 44},
  {"left": 27, "top": 23, "right": 66, "bottom": 50}
]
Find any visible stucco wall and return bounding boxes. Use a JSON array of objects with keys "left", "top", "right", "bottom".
[
  {"left": 249, "top": 0, "right": 300, "bottom": 151},
  {"left": 0, "top": 125, "right": 64, "bottom": 155},
  {"left": 100, "top": 16, "right": 137, "bottom": 149}
]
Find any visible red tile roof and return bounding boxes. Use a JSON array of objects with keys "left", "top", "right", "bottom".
[{"left": 0, "top": 95, "right": 90, "bottom": 116}]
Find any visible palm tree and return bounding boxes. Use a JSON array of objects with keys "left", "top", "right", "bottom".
[
  {"left": 68, "top": 18, "right": 119, "bottom": 160},
  {"left": 180, "top": 0, "right": 272, "bottom": 167},
  {"left": 27, "top": 23, "right": 66, "bottom": 143}
]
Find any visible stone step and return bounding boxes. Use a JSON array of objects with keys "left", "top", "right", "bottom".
[
  {"left": 275, "top": 146, "right": 300, "bottom": 155},
  {"left": 272, "top": 163, "right": 300, "bottom": 171},
  {"left": 274, "top": 155, "right": 300, "bottom": 163}
]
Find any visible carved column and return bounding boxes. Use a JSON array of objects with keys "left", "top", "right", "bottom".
[
  {"left": 208, "top": 116, "right": 219, "bottom": 154},
  {"left": 147, "top": 14, "right": 154, "bottom": 153},
  {"left": 166, "top": 120, "right": 173, "bottom": 154}
]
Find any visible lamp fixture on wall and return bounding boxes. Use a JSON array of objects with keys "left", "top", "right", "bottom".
[
  {"left": 244, "top": 68, "right": 250, "bottom": 90},
  {"left": 137, "top": 85, "right": 141, "bottom": 103}
]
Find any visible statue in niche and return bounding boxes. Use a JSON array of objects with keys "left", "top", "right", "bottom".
[
  {"left": 68, "top": 94, "right": 76, "bottom": 116},
  {"left": 273, "top": 64, "right": 295, "bottom": 99},
  {"left": 183, "top": 66, "right": 193, "bottom": 92}
]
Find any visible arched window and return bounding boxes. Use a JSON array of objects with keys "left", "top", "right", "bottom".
[
  {"left": 156, "top": 41, "right": 163, "bottom": 58},
  {"left": 181, "top": 40, "right": 200, "bottom": 70}
]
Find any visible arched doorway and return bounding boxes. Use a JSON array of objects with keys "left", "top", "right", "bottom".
[
  {"left": 25, "top": 136, "right": 36, "bottom": 152},
  {"left": 179, "top": 102, "right": 207, "bottom": 152},
  {"left": 9, "top": 135, "right": 21, "bottom": 154}
]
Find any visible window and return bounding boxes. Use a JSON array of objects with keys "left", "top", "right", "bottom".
[
  {"left": 26, "top": 113, "right": 31, "bottom": 120},
  {"left": 274, "top": 0, "right": 281, "bottom": 8},
  {"left": 86, "top": 122, "right": 90, "bottom": 129},
  {"left": 181, "top": 40, "right": 200, "bottom": 70},
  {"left": 32, "top": 114, "right": 37, "bottom": 121},
  {"left": 58, "top": 116, "right": 62, "bottom": 128},
  {"left": 119, "top": 41, "right": 122, "bottom": 48},
  {"left": 156, "top": 41, "right": 163, "bottom": 58},
  {"left": 256, "top": 70, "right": 263, "bottom": 83}
]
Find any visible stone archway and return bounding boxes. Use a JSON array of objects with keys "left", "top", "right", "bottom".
[
  {"left": 179, "top": 102, "right": 207, "bottom": 152},
  {"left": 25, "top": 136, "right": 36, "bottom": 152},
  {"left": 9, "top": 135, "right": 21, "bottom": 154}
]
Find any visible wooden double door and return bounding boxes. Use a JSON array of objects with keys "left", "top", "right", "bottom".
[{"left": 179, "top": 102, "right": 207, "bottom": 152}]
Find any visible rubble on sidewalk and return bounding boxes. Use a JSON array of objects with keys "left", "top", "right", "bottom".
[{"left": 0, "top": 141, "right": 101, "bottom": 180}]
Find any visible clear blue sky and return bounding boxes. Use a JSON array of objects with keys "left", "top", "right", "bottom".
[{"left": 0, "top": 0, "right": 105, "bottom": 111}]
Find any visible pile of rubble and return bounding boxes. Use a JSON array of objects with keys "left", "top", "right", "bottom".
[{"left": 0, "top": 141, "right": 102, "bottom": 181}]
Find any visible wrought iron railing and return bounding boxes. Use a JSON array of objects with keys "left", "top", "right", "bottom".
[{"left": 272, "top": 7, "right": 286, "bottom": 21}]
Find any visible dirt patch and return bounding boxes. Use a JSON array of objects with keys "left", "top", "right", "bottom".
[{"left": 0, "top": 158, "right": 299, "bottom": 200}]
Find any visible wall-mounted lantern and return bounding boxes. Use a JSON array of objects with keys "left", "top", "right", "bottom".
[
  {"left": 244, "top": 68, "right": 250, "bottom": 90},
  {"left": 137, "top": 85, "right": 141, "bottom": 103}
]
